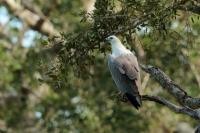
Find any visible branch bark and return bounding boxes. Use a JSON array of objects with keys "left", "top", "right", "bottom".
[
  {"left": 117, "top": 64, "right": 200, "bottom": 121},
  {"left": 2, "top": 0, "right": 59, "bottom": 37},
  {"left": 142, "top": 95, "right": 200, "bottom": 120},
  {"left": 195, "top": 124, "right": 200, "bottom": 133},
  {"left": 140, "top": 65, "right": 200, "bottom": 109}
]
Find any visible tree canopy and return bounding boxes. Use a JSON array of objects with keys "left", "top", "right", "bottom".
[{"left": 0, "top": 0, "right": 200, "bottom": 132}]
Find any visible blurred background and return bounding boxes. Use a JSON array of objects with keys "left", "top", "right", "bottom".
[{"left": 0, "top": 0, "right": 200, "bottom": 133}]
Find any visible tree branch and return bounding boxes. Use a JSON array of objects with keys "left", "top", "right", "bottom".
[
  {"left": 140, "top": 65, "right": 200, "bottom": 109},
  {"left": 142, "top": 95, "right": 200, "bottom": 120},
  {"left": 2, "top": 0, "right": 59, "bottom": 37},
  {"left": 195, "top": 124, "right": 200, "bottom": 133}
]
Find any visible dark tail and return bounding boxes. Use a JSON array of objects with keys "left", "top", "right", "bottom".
[{"left": 125, "top": 93, "right": 142, "bottom": 110}]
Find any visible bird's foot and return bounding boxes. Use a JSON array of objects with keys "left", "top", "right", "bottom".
[
  {"left": 110, "top": 91, "right": 128, "bottom": 102},
  {"left": 116, "top": 92, "right": 128, "bottom": 102}
]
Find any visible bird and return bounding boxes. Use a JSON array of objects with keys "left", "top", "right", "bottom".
[{"left": 106, "top": 35, "right": 142, "bottom": 109}]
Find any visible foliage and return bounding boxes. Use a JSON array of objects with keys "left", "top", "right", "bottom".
[{"left": 0, "top": 0, "right": 200, "bottom": 132}]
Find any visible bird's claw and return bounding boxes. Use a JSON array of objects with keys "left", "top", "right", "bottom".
[
  {"left": 110, "top": 91, "right": 128, "bottom": 102},
  {"left": 116, "top": 92, "right": 128, "bottom": 102}
]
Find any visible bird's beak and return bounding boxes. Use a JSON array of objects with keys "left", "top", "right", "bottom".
[{"left": 105, "top": 37, "right": 109, "bottom": 41}]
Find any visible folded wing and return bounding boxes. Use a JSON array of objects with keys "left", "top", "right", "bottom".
[{"left": 108, "top": 54, "right": 142, "bottom": 109}]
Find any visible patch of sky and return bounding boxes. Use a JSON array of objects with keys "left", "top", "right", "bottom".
[
  {"left": 0, "top": 6, "right": 39, "bottom": 48},
  {"left": 136, "top": 25, "right": 150, "bottom": 35},
  {"left": 9, "top": 18, "right": 23, "bottom": 29},
  {"left": 35, "top": 111, "right": 42, "bottom": 119},
  {"left": 22, "top": 30, "right": 37, "bottom": 47},
  {"left": 0, "top": 6, "right": 9, "bottom": 25}
]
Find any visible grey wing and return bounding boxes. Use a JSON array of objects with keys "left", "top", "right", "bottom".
[
  {"left": 108, "top": 54, "right": 142, "bottom": 109},
  {"left": 117, "top": 54, "right": 140, "bottom": 80},
  {"left": 114, "top": 54, "right": 141, "bottom": 92},
  {"left": 124, "top": 54, "right": 141, "bottom": 93}
]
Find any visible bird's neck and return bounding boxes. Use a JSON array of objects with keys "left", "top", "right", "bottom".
[{"left": 111, "top": 42, "right": 131, "bottom": 57}]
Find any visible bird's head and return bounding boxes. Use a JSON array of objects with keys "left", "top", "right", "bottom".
[{"left": 105, "top": 35, "right": 121, "bottom": 45}]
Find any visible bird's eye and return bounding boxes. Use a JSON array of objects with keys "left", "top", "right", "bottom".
[{"left": 110, "top": 37, "right": 113, "bottom": 39}]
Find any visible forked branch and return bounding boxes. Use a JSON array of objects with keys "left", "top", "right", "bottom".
[{"left": 141, "top": 65, "right": 200, "bottom": 109}]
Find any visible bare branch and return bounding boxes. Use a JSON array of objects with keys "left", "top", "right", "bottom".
[
  {"left": 116, "top": 93, "right": 200, "bottom": 120},
  {"left": 140, "top": 65, "right": 200, "bottom": 109},
  {"left": 2, "top": 0, "right": 59, "bottom": 37},
  {"left": 195, "top": 124, "right": 200, "bottom": 133},
  {"left": 142, "top": 95, "right": 200, "bottom": 120}
]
